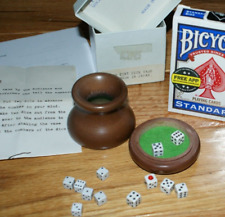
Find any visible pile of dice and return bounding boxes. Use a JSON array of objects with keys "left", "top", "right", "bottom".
[
  {"left": 127, "top": 173, "right": 188, "bottom": 208},
  {"left": 63, "top": 167, "right": 109, "bottom": 216},
  {"left": 63, "top": 168, "right": 188, "bottom": 216}
]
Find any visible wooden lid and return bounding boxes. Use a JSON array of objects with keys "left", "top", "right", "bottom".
[{"left": 129, "top": 117, "right": 200, "bottom": 174}]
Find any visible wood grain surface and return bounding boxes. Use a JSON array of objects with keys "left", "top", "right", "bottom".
[{"left": 0, "top": 0, "right": 225, "bottom": 216}]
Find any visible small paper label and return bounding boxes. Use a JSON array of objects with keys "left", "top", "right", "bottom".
[
  {"left": 114, "top": 44, "right": 152, "bottom": 61},
  {"left": 181, "top": 8, "right": 206, "bottom": 19},
  {"left": 108, "top": 64, "right": 165, "bottom": 85}
]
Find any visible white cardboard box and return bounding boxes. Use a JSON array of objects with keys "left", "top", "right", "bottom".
[
  {"left": 74, "top": 0, "right": 181, "bottom": 32},
  {"left": 168, "top": 5, "right": 225, "bottom": 121},
  {"left": 74, "top": 0, "right": 181, "bottom": 85},
  {"left": 89, "top": 22, "right": 166, "bottom": 85}
]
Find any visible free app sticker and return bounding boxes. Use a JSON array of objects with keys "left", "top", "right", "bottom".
[{"left": 172, "top": 67, "right": 201, "bottom": 92}]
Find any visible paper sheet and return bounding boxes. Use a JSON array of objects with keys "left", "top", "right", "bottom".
[
  {"left": 0, "top": 27, "right": 97, "bottom": 159},
  {"left": 0, "top": 66, "right": 82, "bottom": 160},
  {"left": 0, "top": 27, "right": 96, "bottom": 78}
]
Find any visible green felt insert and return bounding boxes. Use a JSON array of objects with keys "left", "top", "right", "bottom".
[
  {"left": 139, "top": 126, "right": 190, "bottom": 158},
  {"left": 88, "top": 94, "right": 113, "bottom": 105}
]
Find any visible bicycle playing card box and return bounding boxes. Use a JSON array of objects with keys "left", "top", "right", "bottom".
[{"left": 168, "top": 5, "right": 225, "bottom": 121}]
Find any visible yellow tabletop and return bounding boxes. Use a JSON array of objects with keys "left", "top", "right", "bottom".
[{"left": 0, "top": 0, "right": 225, "bottom": 216}]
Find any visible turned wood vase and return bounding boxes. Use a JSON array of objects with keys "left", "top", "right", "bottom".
[{"left": 67, "top": 72, "right": 136, "bottom": 150}]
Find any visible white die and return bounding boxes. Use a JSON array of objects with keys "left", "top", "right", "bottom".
[
  {"left": 63, "top": 176, "right": 75, "bottom": 190},
  {"left": 126, "top": 191, "right": 141, "bottom": 208},
  {"left": 171, "top": 130, "right": 185, "bottom": 145},
  {"left": 71, "top": 203, "right": 83, "bottom": 217},
  {"left": 82, "top": 187, "right": 94, "bottom": 201},
  {"left": 96, "top": 167, "right": 109, "bottom": 181},
  {"left": 175, "top": 183, "right": 188, "bottom": 198},
  {"left": 152, "top": 142, "right": 164, "bottom": 157},
  {"left": 160, "top": 178, "right": 175, "bottom": 195},
  {"left": 144, "top": 173, "right": 157, "bottom": 189},
  {"left": 74, "top": 179, "right": 86, "bottom": 193},
  {"left": 94, "top": 191, "right": 107, "bottom": 206}
]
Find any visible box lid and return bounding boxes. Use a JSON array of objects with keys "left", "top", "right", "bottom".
[{"left": 74, "top": 0, "right": 181, "bottom": 33}]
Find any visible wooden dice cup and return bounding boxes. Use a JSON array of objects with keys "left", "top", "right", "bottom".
[
  {"left": 67, "top": 72, "right": 135, "bottom": 150},
  {"left": 129, "top": 117, "right": 200, "bottom": 175}
]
